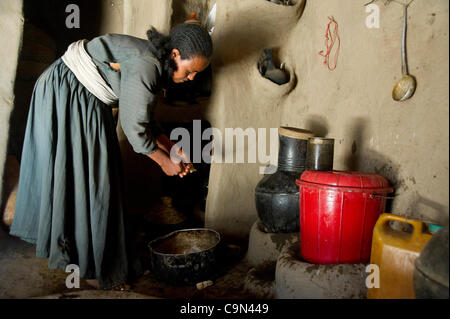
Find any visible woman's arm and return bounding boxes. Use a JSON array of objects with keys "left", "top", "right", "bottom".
[
  {"left": 156, "top": 134, "right": 193, "bottom": 170},
  {"left": 118, "top": 58, "right": 186, "bottom": 177},
  {"left": 119, "top": 57, "right": 192, "bottom": 177},
  {"left": 119, "top": 58, "right": 162, "bottom": 154},
  {"left": 155, "top": 133, "right": 174, "bottom": 154}
]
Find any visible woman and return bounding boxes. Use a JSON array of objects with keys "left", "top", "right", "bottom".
[{"left": 9, "top": 23, "right": 213, "bottom": 290}]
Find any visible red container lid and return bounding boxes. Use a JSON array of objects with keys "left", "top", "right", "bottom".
[{"left": 296, "top": 170, "right": 393, "bottom": 193}]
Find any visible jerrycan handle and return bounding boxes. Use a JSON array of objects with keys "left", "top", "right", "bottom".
[{"left": 378, "top": 213, "right": 426, "bottom": 239}]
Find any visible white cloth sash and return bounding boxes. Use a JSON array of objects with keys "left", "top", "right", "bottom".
[{"left": 61, "top": 40, "right": 118, "bottom": 105}]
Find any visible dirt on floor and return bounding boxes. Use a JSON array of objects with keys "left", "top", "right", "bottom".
[
  {"left": 131, "top": 258, "right": 255, "bottom": 299},
  {"left": 0, "top": 217, "right": 260, "bottom": 299}
]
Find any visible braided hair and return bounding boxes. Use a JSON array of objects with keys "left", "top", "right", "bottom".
[{"left": 146, "top": 23, "right": 213, "bottom": 84}]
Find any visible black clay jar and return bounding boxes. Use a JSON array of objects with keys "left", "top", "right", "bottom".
[
  {"left": 255, "top": 127, "right": 314, "bottom": 233},
  {"left": 305, "top": 137, "right": 335, "bottom": 171}
]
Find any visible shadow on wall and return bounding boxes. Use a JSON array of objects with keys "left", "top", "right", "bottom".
[
  {"left": 8, "top": 0, "right": 103, "bottom": 161},
  {"left": 344, "top": 117, "right": 369, "bottom": 172},
  {"left": 304, "top": 114, "right": 329, "bottom": 137},
  {"left": 212, "top": 0, "right": 307, "bottom": 68},
  {"left": 343, "top": 117, "right": 448, "bottom": 224},
  {"left": 344, "top": 117, "right": 401, "bottom": 213},
  {"left": 409, "top": 194, "right": 449, "bottom": 226}
]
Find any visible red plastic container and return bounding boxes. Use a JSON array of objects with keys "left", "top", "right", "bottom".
[{"left": 296, "top": 170, "right": 393, "bottom": 264}]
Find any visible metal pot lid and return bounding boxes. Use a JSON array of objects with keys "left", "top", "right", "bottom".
[
  {"left": 308, "top": 137, "right": 335, "bottom": 145},
  {"left": 297, "top": 170, "right": 393, "bottom": 192},
  {"left": 148, "top": 228, "right": 221, "bottom": 256},
  {"left": 278, "top": 127, "right": 314, "bottom": 140}
]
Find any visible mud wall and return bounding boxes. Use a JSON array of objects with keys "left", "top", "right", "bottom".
[
  {"left": 121, "top": 0, "right": 449, "bottom": 240},
  {"left": 0, "top": 0, "right": 24, "bottom": 212},
  {"left": 205, "top": 0, "right": 449, "bottom": 239},
  {"left": 280, "top": 0, "right": 449, "bottom": 224}
]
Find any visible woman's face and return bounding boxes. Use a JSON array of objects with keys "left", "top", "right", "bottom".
[{"left": 171, "top": 49, "right": 210, "bottom": 83}]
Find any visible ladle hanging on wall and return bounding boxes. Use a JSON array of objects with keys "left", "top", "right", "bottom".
[{"left": 392, "top": 0, "right": 416, "bottom": 102}]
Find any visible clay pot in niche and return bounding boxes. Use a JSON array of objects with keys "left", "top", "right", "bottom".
[
  {"left": 255, "top": 127, "right": 314, "bottom": 233},
  {"left": 258, "top": 49, "right": 290, "bottom": 85},
  {"left": 266, "top": 0, "right": 297, "bottom": 6}
]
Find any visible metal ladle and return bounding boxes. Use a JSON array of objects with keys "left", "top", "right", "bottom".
[{"left": 392, "top": 1, "right": 416, "bottom": 102}]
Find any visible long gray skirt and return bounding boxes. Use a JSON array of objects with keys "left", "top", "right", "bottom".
[{"left": 10, "top": 58, "right": 129, "bottom": 289}]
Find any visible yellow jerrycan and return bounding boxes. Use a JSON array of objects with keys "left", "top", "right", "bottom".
[{"left": 367, "top": 213, "right": 432, "bottom": 299}]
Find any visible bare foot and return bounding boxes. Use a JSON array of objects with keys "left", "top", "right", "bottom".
[{"left": 86, "top": 279, "right": 100, "bottom": 289}]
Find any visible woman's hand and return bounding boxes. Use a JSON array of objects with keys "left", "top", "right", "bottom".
[
  {"left": 156, "top": 134, "right": 175, "bottom": 154},
  {"left": 172, "top": 149, "right": 193, "bottom": 178},
  {"left": 160, "top": 156, "right": 186, "bottom": 177},
  {"left": 147, "top": 147, "right": 192, "bottom": 178},
  {"left": 176, "top": 148, "right": 195, "bottom": 177},
  {"left": 157, "top": 134, "right": 195, "bottom": 176}
]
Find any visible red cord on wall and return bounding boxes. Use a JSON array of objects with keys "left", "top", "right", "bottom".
[{"left": 318, "top": 16, "right": 340, "bottom": 71}]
